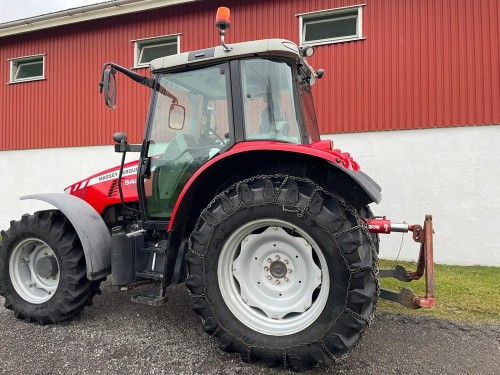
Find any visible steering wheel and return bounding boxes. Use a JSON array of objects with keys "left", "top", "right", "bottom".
[
  {"left": 161, "top": 133, "right": 221, "bottom": 162},
  {"left": 200, "top": 124, "right": 227, "bottom": 146}
]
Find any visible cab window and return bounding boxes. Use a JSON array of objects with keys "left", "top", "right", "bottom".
[{"left": 240, "top": 59, "right": 301, "bottom": 143}]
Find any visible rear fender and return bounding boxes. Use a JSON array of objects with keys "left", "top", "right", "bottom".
[
  {"left": 168, "top": 144, "right": 382, "bottom": 231},
  {"left": 21, "top": 193, "right": 111, "bottom": 280}
]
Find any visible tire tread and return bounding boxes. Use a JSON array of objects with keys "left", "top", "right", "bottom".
[
  {"left": 0, "top": 210, "right": 103, "bottom": 325},
  {"left": 186, "top": 175, "right": 378, "bottom": 371}
]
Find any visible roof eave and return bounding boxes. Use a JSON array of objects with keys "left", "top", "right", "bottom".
[{"left": 0, "top": 0, "right": 200, "bottom": 39}]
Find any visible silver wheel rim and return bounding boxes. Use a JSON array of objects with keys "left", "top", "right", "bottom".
[
  {"left": 9, "top": 238, "right": 60, "bottom": 304},
  {"left": 218, "top": 219, "right": 330, "bottom": 336}
]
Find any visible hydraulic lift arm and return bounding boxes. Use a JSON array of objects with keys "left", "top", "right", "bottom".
[{"left": 363, "top": 215, "right": 436, "bottom": 309}]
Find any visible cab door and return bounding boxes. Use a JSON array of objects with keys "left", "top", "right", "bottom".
[{"left": 139, "top": 63, "right": 233, "bottom": 228}]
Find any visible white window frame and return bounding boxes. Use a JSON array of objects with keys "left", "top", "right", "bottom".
[
  {"left": 297, "top": 5, "right": 365, "bottom": 46},
  {"left": 7, "top": 54, "right": 46, "bottom": 84},
  {"left": 132, "top": 34, "right": 181, "bottom": 68}
]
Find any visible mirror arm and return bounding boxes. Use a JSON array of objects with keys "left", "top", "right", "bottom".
[
  {"left": 155, "top": 82, "right": 178, "bottom": 104},
  {"left": 98, "top": 62, "right": 179, "bottom": 103},
  {"left": 114, "top": 143, "right": 142, "bottom": 153},
  {"left": 116, "top": 150, "right": 142, "bottom": 215},
  {"left": 99, "top": 62, "right": 154, "bottom": 90}
]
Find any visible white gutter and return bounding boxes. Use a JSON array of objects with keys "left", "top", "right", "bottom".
[{"left": 0, "top": 0, "right": 200, "bottom": 38}]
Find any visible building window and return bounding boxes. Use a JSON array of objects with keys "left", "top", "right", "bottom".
[
  {"left": 133, "top": 34, "right": 180, "bottom": 68},
  {"left": 8, "top": 54, "right": 45, "bottom": 83},
  {"left": 299, "top": 5, "right": 364, "bottom": 46}
]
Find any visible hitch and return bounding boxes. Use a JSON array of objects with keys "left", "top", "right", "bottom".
[{"left": 363, "top": 215, "right": 436, "bottom": 309}]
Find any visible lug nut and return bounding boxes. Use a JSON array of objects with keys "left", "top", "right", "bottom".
[
  {"left": 267, "top": 258, "right": 272, "bottom": 263},
  {"left": 288, "top": 269, "right": 293, "bottom": 273},
  {"left": 284, "top": 259, "right": 289, "bottom": 265},
  {"left": 44, "top": 252, "right": 48, "bottom": 256},
  {"left": 276, "top": 280, "right": 280, "bottom": 285},
  {"left": 264, "top": 266, "right": 269, "bottom": 271},
  {"left": 284, "top": 277, "right": 289, "bottom": 282},
  {"left": 273, "top": 226, "right": 277, "bottom": 231},
  {"left": 275, "top": 255, "right": 280, "bottom": 260},
  {"left": 267, "top": 276, "right": 272, "bottom": 280}
]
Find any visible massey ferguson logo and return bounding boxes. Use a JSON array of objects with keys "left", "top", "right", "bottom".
[
  {"left": 88, "top": 166, "right": 138, "bottom": 186},
  {"left": 98, "top": 172, "right": 118, "bottom": 181}
]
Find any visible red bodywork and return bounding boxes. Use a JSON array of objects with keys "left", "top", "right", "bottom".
[
  {"left": 65, "top": 139, "right": 358, "bottom": 220},
  {"left": 65, "top": 160, "right": 139, "bottom": 215}
]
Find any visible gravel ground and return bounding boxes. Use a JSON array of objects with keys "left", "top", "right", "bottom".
[{"left": 1, "top": 281, "right": 499, "bottom": 374}]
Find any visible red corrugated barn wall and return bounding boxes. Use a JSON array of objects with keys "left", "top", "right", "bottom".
[{"left": 0, "top": 0, "right": 498, "bottom": 150}]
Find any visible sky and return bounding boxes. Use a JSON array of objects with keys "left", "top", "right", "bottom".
[{"left": 0, "top": 0, "right": 109, "bottom": 23}]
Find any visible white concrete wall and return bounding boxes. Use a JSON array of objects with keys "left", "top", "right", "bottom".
[
  {"left": 1, "top": 125, "right": 499, "bottom": 266},
  {"left": 324, "top": 125, "right": 500, "bottom": 266},
  {"left": 0, "top": 145, "right": 135, "bottom": 231}
]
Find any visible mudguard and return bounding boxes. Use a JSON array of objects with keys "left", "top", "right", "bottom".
[
  {"left": 341, "top": 168, "right": 382, "bottom": 204},
  {"left": 21, "top": 193, "right": 111, "bottom": 280},
  {"left": 168, "top": 142, "right": 382, "bottom": 231}
]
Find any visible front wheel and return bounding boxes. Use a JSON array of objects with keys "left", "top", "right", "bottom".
[
  {"left": 0, "top": 210, "right": 102, "bottom": 324},
  {"left": 186, "top": 175, "right": 378, "bottom": 371}
]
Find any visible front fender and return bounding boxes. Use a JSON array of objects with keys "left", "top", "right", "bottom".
[{"left": 21, "top": 193, "right": 111, "bottom": 280}]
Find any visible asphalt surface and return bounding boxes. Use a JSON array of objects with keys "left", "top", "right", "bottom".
[{"left": 1, "top": 281, "right": 499, "bottom": 374}]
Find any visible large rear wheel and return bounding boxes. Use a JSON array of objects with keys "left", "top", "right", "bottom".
[
  {"left": 0, "top": 210, "right": 103, "bottom": 324},
  {"left": 186, "top": 175, "right": 378, "bottom": 371}
]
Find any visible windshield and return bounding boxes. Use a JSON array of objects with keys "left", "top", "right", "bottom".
[
  {"left": 144, "top": 63, "right": 231, "bottom": 220},
  {"left": 241, "top": 59, "right": 301, "bottom": 143}
]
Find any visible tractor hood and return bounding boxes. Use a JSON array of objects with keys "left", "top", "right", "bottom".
[{"left": 64, "top": 160, "right": 139, "bottom": 215}]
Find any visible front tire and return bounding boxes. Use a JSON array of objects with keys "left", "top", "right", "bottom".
[
  {"left": 0, "top": 210, "right": 102, "bottom": 324},
  {"left": 186, "top": 175, "right": 378, "bottom": 371}
]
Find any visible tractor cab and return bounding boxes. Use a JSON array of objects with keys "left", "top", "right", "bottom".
[
  {"left": 100, "top": 32, "right": 327, "bottom": 230},
  {"left": 141, "top": 39, "right": 323, "bottom": 224}
]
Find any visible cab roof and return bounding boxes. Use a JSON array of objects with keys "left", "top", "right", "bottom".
[{"left": 149, "top": 38, "right": 314, "bottom": 75}]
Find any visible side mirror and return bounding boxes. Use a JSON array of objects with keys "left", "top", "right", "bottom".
[
  {"left": 103, "top": 69, "right": 117, "bottom": 109},
  {"left": 168, "top": 104, "right": 186, "bottom": 130},
  {"left": 113, "top": 132, "right": 128, "bottom": 144}
]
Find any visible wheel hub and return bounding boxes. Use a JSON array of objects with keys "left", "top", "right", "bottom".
[
  {"left": 269, "top": 260, "right": 287, "bottom": 278},
  {"left": 221, "top": 221, "right": 328, "bottom": 335},
  {"left": 36, "top": 256, "right": 59, "bottom": 279},
  {"left": 233, "top": 227, "right": 323, "bottom": 319},
  {"left": 8, "top": 238, "right": 60, "bottom": 304}
]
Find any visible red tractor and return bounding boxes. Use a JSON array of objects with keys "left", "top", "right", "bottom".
[{"left": 0, "top": 8, "right": 435, "bottom": 371}]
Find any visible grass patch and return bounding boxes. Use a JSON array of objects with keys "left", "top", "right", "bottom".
[{"left": 378, "top": 259, "right": 500, "bottom": 323}]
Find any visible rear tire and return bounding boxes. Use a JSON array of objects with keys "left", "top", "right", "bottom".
[
  {"left": 0, "top": 210, "right": 103, "bottom": 324},
  {"left": 186, "top": 175, "right": 378, "bottom": 371}
]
